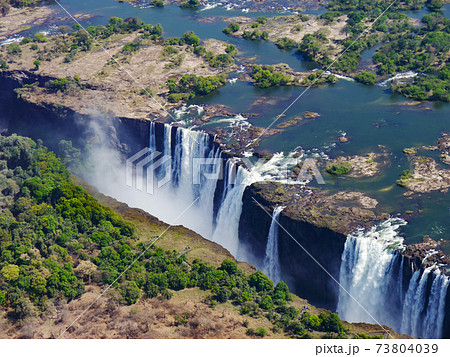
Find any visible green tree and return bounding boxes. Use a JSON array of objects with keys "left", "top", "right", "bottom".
[
  {"left": 223, "top": 22, "right": 240, "bottom": 35},
  {"left": 120, "top": 281, "right": 141, "bottom": 305},
  {"left": 326, "top": 162, "right": 352, "bottom": 175},
  {"left": 220, "top": 259, "right": 238, "bottom": 275},
  {"left": 259, "top": 295, "right": 274, "bottom": 310},
  {"left": 7, "top": 43, "right": 21, "bottom": 56},
  {"left": 248, "top": 271, "right": 273, "bottom": 292},
  {"left": 354, "top": 71, "right": 376, "bottom": 85},
  {"left": 1, "top": 264, "right": 20, "bottom": 281},
  {"left": 180, "top": 0, "right": 200, "bottom": 9},
  {"left": 33, "top": 60, "right": 41, "bottom": 70},
  {"left": 179, "top": 31, "right": 200, "bottom": 46}
]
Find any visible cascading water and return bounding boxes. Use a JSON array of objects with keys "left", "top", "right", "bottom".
[
  {"left": 212, "top": 163, "right": 252, "bottom": 257},
  {"left": 142, "top": 123, "right": 253, "bottom": 256},
  {"left": 401, "top": 268, "right": 449, "bottom": 339},
  {"left": 149, "top": 121, "right": 156, "bottom": 152},
  {"left": 337, "top": 218, "right": 406, "bottom": 330},
  {"left": 337, "top": 218, "right": 449, "bottom": 338},
  {"left": 146, "top": 124, "right": 322, "bottom": 257},
  {"left": 262, "top": 206, "right": 285, "bottom": 284}
]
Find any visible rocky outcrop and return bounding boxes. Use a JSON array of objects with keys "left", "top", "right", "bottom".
[
  {"left": 402, "top": 236, "right": 450, "bottom": 271},
  {"left": 402, "top": 156, "right": 450, "bottom": 194},
  {"left": 438, "top": 133, "right": 450, "bottom": 165}
]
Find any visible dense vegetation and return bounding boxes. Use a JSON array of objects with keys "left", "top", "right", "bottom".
[
  {"left": 251, "top": 65, "right": 291, "bottom": 88},
  {"left": 326, "top": 162, "right": 352, "bottom": 175},
  {"left": 354, "top": 71, "right": 377, "bottom": 85},
  {"left": 322, "top": 0, "right": 450, "bottom": 100},
  {"left": 375, "top": 13, "right": 450, "bottom": 101},
  {"left": 0, "top": 16, "right": 164, "bottom": 66},
  {"left": 241, "top": 0, "right": 448, "bottom": 101},
  {"left": 180, "top": 0, "right": 200, "bottom": 9},
  {"left": 166, "top": 74, "right": 227, "bottom": 102},
  {"left": 0, "top": 135, "right": 134, "bottom": 319},
  {"left": 222, "top": 22, "right": 240, "bottom": 35}
]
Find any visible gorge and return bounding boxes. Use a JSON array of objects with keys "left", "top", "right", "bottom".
[{"left": 2, "top": 75, "right": 449, "bottom": 337}]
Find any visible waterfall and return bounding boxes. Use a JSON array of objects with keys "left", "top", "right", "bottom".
[
  {"left": 212, "top": 164, "right": 252, "bottom": 257},
  {"left": 262, "top": 206, "right": 285, "bottom": 284},
  {"left": 338, "top": 218, "right": 449, "bottom": 338},
  {"left": 149, "top": 121, "right": 156, "bottom": 152},
  {"left": 144, "top": 123, "right": 252, "bottom": 256},
  {"left": 401, "top": 268, "right": 449, "bottom": 339},
  {"left": 337, "top": 218, "right": 406, "bottom": 331}
]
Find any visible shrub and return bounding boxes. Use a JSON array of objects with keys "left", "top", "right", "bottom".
[
  {"left": 326, "top": 162, "right": 352, "bottom": 175},
  {"left": 275, "top": 37, "right": 297, "bottom": 51},
  {"left": 193, "top": 45, "right": 206, "bottom": 56},
  {"left": 259, "top": 295, "right": 274, "bottom": 310},
  {"left": 355, "top": 71, "right": 376, "bottom": 85},
  {"left": 223, "top": 22, "right": 240, "bottom": 35},
  {"left": 225, "top": 44, "right": 236, "bottom": 54},
  {"left": 219, "top": 259, "right": 238, "bottom": 275},
  {"left": 120, "top": 281, "right": 141, "bottom": 305},
  {"left": 165, "top": 37, "right": 180, "bottom": 46},
  {"left": 255, "top": 327, "right": 268, "bottom": 337},
  {"left": 256, "top": 17, "right": 267, "bottom": 24},
  {"left": 179, "top": 31, "right": 200, "bottom": 46},
  {"left": 286, "top": 321, "right": 305, "bottom": 335},
  {"left": 34, "top": 33, "right": 48, "bottom": 43},
  {"left": 180, "top": 0, "right": 200, "bottom": 9},
  {"left": 209, "top": 53, "right": 234, "bottom": 68},
  {"left": 7, "top": 43, "right": 21, "bottom": 55},
  {"left": 248, "top": 271, "right": 273, "bottom": 292}
]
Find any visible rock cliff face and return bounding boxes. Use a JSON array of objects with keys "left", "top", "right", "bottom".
[
  {"left": 239, "top": 181, "right": 388, "bottom": 310},
  {"left": 0, "top": 70, "right": 153, "bottom": 156}
]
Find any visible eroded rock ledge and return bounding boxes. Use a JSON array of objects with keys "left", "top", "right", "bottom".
[
  {"left": 402, "top": 236, "right": 450, "bottom": 271},
  {"left": 246, "top": 181, "right": 387, "bottom": 235}
]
